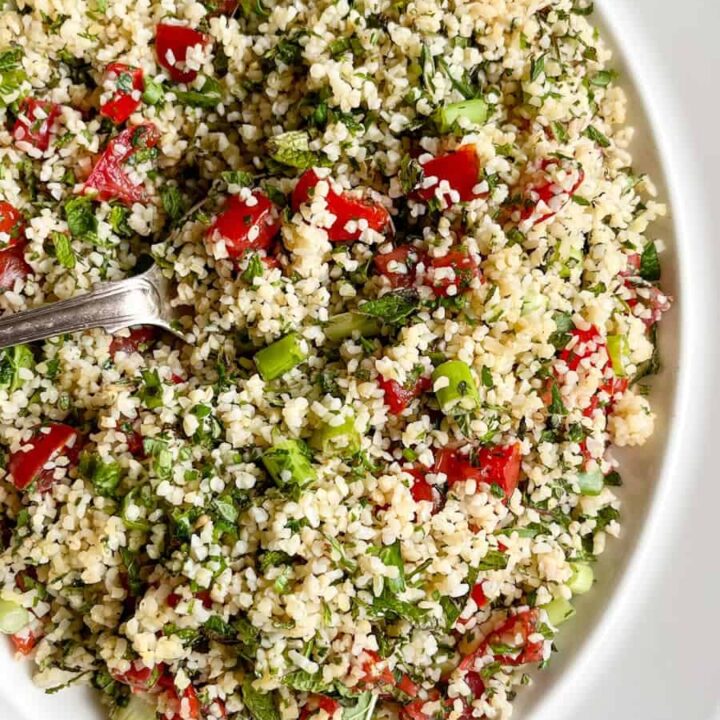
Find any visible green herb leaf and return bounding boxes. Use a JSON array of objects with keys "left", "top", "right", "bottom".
[
  {"left": 549, "top": 381, "right": 567, "bottom": 416},
  {"left": 79, "top": 452, "right": 122, "bottom": 497},
  {"left": 476, "top": 549, "right": 508, "bottom": 571},
  {"left": 584, "top": 125, "right": 610, "bottom": 148},
  {"left": 530, "top": 54, "right": 546, "bottom": 82},
  {"left": 548, "top": 312, "right": 574, "bottom": 350},
  {"left": 138, "top": 369, "right": 164, "bottom": 410},
  {"left": 0, "top": 345, "right": 34, "bottom": 393},
  {"left": 639, "top": 241, "right": 661, "bottom": 281},
  {"left": 64, "top": 197, "right": 97, "bottom": 240},
  {"left": 283, "top": 670, "right": 331, "bottom": 693},
  {"left": 267, "top": 131, "right": 317, "bottom": 170},
  {"left": 221, "top": 170, "right": 255, "bottom": 187},
  {"left": 377, "top": 540, "right": 405, "bottom": 593},
  {"left": 358, "top": 290, "right": 419, "bottom": 326},
  {"left": 161, "top": 185, "right": 186, "bottom": 226},
  {"left": 174, "top": 76, "right": 223, "bottom": 108},
  {"left": 342, "top": 692, "right": 378, "bottom": 720},
  {"left": 242, "top": 253, "right": 265, "bottom": 284},
  {"left": 241, "top": 681, "right": 281, "bottom": 720},
  {"left": 51, "top": 232, "right": 76, "bottom": 269}
]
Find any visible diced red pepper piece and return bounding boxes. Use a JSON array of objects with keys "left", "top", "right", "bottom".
[
  {"left": 10, "top": 629, "right": 40, "bottom": 655},
  {"left": 208, "top": 192, "right": 281, "bottom": 259},
  {"left": 100, "top": 63, "right": 145, "bottom": 125},
  {"left": 0, "top": 243, "right": 32, "bottom": 290},
  {"left": 84, "top": 123, "right": 160, "bottom": 205},
  {"left": 12, "top": 98, "right": 61, "bottom": 152},
  {"left": 426, "top": 249, "right": 480, "bottom": 297},
  {"left": 113, "top": 661, "right": 164, "bottom": 693},
  {"left": 110, "top": 326, "right": 158, "bottom": 357},
  {"left": 459, "top": 609, "right": 543, "bottom": 673},
  {"left": 518, "top": 157, "right": 585, "bottom": 227},
  {"left": 379, "top": 375, "right": 430, "bottom": 415},
  {"left": 292, "top": 170, "right": 391, "bottom": 242},
  {"left": 412, "top": 145, "right": 481, "bottom": 204},
  {"left": 0, "top": 202, "right": 25, "bottom": 246},
  {"left": 374, "top": 245, "right": 425, "bottom": 288},
  {"left": 156, "top": 23, "right": 209, "bottom": 84},
  {"left": 8, "top": 423, "right": 78, "bottom": 491}
]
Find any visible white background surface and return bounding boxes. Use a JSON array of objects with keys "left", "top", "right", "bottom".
[{"left": 2, "top": 1, "right": 720, "bottom": 719}]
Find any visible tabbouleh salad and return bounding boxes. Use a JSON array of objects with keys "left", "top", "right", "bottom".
[{"left": 0, "top": 0, "right": 672, "bottom": 719}]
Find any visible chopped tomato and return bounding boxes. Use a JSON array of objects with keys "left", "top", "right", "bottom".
[
  {"left": 459, "top": 609, "right": 543, "bottom": 673},
  {"left": 470, "top": 582, "right": 488, "bottom": 609},
  {"left": 627, "top": 284, "right": 672, "bottom": 326},
  {"left": 0, "top": 243, "right": 32, "bottom": 290},
  {"left": 397, "top": 674, "right": 419, "bottom": 698},
  {"left": 426, "top": 249, "right": 480, "bottom": 297},
  {"left": 518, "top": 157, "right": 585, "bottom": 227},
  {"left": 379, "top": 375, "right": 430, "bottom": 415},
  {"left": 167, "top": 590, "right": 212, "bottom": 609},
  {"left": 476, "top": 444, "right": 522, "bottom": 498},
  {"left": 555, "top": 325, "right": 628, "bottom": 416},
  {"left": 464, "top": 671, "right": 485, "bottom": 699},
  {"left": 10, "top": 629, "right": 40, "bottom": 655},
  {"left": 374, "top": 245, "right": 425, "bottom": 288},
  {"left": 100, "top": 63, "right": 144, "bottom": 125},
  {"left": 360, "top": 649, "right": 394, "bottom": 686},
  {"left": 110, "top": 326, "right": 158, "bottom": 357},
  {"left": 156, "top": 23, "right": 209, "bottom": 83},
  {"left": 400, "top": 690, "right": 443, "bottom": 720},
  {"left": 84, "top": 123, "right": 160, "bottom": 205},
  {"left": 299, "top": 695, "right": 341, "bottom": 720},
  {"left": 12, "top": 98, "right": 61, "bottom": 152},
  {"left": 203, "top": 699, "right": 227, "bottom": 720},
  {"left": 292, "top": 170, "right": 390, "bottom": 242},
  {"left": 208, "top": 192, "right": 281, "bottom": 259},
  {"left": 126, "top": 429, "right": 146, "bottom": 458},
  {"left": 408, "top": 469, "right": 435, "bottom": 505},
  {"left": 8, "top": 423, "right": 78, "bottom": 491},
  {"left": 113, "top": 661, "right": 164, "bottom": 693},
  {"left": 412, "top": 145, "right": 481, "bottom": 205},
  {"left": 434, "top": 444, "right": 522, "bottom": 498},
  {"left": 164, "top": 684, "right": 201, "bottom": 720},
  {"left": 0, "top": 202, "right": 25, "bottom": 246}
]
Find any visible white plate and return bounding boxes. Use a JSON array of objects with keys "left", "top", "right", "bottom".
[{"left": 2, "top": 1, "right": 719, "bottom": 719}]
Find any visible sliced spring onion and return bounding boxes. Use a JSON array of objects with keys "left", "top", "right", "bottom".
[
  {"left": 431, "top": 360, "right": 480, "bottom": 415},
  {"left": 576, "top": 467, "right": 604, "bottom": 496},
  {"left": 254, "top": 332, "right": 308, "bottom": 381},
  {"left": 111, "top": 694, "right": 156, "bottom": 720},
  {"left": 543, "top": 596, "right": 576, "bottom": 627},
  {"left": 520, "top": 290, "right": 548, "bottom": 316},
  {"left": 434, "top": 98, "right": 488, "bottom": 133},
  {"left": 567, "top": 562, "right": 594, "bottom": 595},
  {"left": 324, "top": 313, "right": 382, "bottom": 343},
  {"left": 310, "top": 414, "right": 361, "bottom": 457},
  {"left": 606, "top": 334, "right": 629, "bottom": 377},
  {"left": 552, "top": 243, "right": 583, "bottom": 279},
  {"left": 0, "top": 598, "right": 30, "bottom": 634},
  {"left": 262, "top": 439, "right": 317, "bottom": 490}
]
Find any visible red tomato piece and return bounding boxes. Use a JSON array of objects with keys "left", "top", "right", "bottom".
[
  {"left": 379, "top": 375, "right": 430, "bottom": 415},
  {"left": 397, "top": 674, "right": 419, "bottom": 698},
  {"left": 464, "top": 671, "right": 485, "bottom": 699},
  {"left": 459, "top": 609, "right": 543, "bottom": 673},
  {"left": 156, "top": 23, "right": 209, "bottom": 83},
  {"left": 110, "top": 326, "right": 158, "bottom": 357},
  {"left": 435, "top": 444, "right": 521, "bottom": 498},
  {"left": 400, "top": 690, "right": 443, "bottom": 720},
  {"left": 0, "top": 243, "right": 32, "bottom": 290},
  {"left": 126, "top": 429, "right": 146, "bottom": 458},
  {"left": 8, "top": 423, "right": 78, "bottom": 491},
  {"left": 558, "top": 326, "right": 606, "bottom": 372},
  {"left": 360, "top": 650, "right": 395, "bottom": 686},
  {"left": 10, "top": 630, "right": 40, "bottom": 655},
  {"left": 412, "top": 145, "right": 481, "bottom": 205},
  {"left": 470, "top": 582, "right": 488, "bottom": 609},
  {"left": 12, "top": 98, "right": 61, "bottom": 152},
  {"left": 208, "top": 192, "right": 281, "bottom": 259},
  {"left": 84, "top": 123, "right": 160, "bottom": 205},
  {"left": 476, "top": 443, "right": 522, "bottom": 498},
  {"left": 292, "top": 170, "right": 390, "bottom": 242},
  {"left": 374, "top": 245, "right": 425, "bottom": 288},
  {"left": 0, "top": 202, "right": 25, "bottom": 246},
  {"left": 408, "top": 469, "right": 435, "bottom": 504},
  {"left": 113, "top": 661, "right": 164, "bottom": 693},
  {"left": 100, "top": 63, "right": 145, "bottom": 125},
  {"left": 519, "top": 157, "right": 585, "bottom": 227},
  {"left": 426, "top": 249, "right": 480, "bottom": 297},
  {"left": 164, "top": 684, "right": 201, "bottom": 720}
]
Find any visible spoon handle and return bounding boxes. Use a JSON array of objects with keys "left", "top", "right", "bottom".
[{"left": 0, "top": 267, "right": 174, "bottom": 350}]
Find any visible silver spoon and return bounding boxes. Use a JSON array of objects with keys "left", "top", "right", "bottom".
[{"left": 0, "top": 263, "right": 185, "bottom": 350}]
